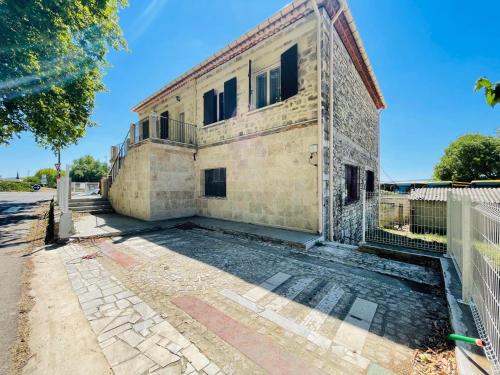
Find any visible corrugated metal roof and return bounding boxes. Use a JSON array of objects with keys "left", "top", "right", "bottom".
[{"left": 409, "top": 188, "right": 500, "bottom": 203}]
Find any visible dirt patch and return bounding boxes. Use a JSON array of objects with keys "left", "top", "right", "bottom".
[
  {"left": 411, "top": 318, "right": 456, "bottom": 375},
  {"left": 8, "top": 202, "right": 50, "bottom": 375}
]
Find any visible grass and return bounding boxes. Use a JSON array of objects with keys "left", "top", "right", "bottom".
[
  {"left": 0, "top": 181, "right": 33, "bottom": 192},
  {"left": 382, "top": 228, "right": 447, "bottom": 244}
]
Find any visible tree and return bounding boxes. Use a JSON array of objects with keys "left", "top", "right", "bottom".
[
  {"left": 70, "top": 155, "right": 108, "bottom": 182},
  {"left": 433, "top": 134, "right": 500, "bottom": 181},
  {"left": 475, "top": 77, "right": 500, "bottom": 108},
  {"left": 34, "top": 168, "right": 61, "bottom": 188},
  {"left": 0, "top": 0, "right": 127, "bottom": 151}
]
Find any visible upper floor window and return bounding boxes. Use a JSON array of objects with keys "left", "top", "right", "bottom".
[
  {"left": 203, "top": 77, "right": 237, "bottom": 126},
  {"left": 255, "top": 66, "right": 281, "bottom": 109},
  {"left": 250, "top": 43, "right": 298, "bottom": 110}
]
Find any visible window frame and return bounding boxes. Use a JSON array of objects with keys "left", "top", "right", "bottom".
[
  {"left": 345, "top": 164, "right": 360, "bottom": 205},
  {"left": 203, "top": 168, "right": 227, "bottom": 198},
  {"left": 252, "top": 62, "right": 281, "bottom": 110}
]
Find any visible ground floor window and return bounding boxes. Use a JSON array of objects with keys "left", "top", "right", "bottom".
[
  {"left": 345, "top": 164, "right": 359, "bottom": 204},
  {"left": 204, "top": 168, "right": 226, "bottom": 197}
]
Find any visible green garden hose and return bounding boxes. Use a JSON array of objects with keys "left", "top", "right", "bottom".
[{"left": 447, "top": 333, "right": 485, "bottom": 347}]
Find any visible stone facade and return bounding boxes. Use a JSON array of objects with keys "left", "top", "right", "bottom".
[
  {"left": 109, "top": 141, "right": 196, "bottom": 221},
  {"left": 109, "top": 1, "right": 383, "bottom": 242}
]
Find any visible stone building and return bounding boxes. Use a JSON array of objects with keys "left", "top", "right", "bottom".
[{"left": 108, "top": 0, "right": 385, "bottom": 243}]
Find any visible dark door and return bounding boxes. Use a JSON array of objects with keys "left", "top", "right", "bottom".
[{"left": 160, "top": 111, "right": 169, "bottom": 139}]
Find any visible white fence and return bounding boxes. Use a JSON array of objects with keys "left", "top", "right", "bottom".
[
  {"left": 71, "top": 181, "right": 99, "bottom": 193},
  {"left": 448, "top": 192, "right": 500, "bottom": 373}
]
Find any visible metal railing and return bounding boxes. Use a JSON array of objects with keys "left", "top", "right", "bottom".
[
  {"left": 157, "top": 115, "right": 197, "bottom": 146},
  {"left": 108, "top": 128, "right": 130, "bottom": 187},
  {"left": 107, "top": 116, "right": 198, "bottom": 187},
  {"left": 448, "top": 192, "right": 500, "bottom": 373}
]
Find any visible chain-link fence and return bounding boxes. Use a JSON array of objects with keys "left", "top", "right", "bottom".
[{"left": 364, "top": 191, "right": 447, "bottom": 253}]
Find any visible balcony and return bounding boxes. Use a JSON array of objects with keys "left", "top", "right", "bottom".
[{"left": 108, "top": 114, "right": 198, "bottom": 186}]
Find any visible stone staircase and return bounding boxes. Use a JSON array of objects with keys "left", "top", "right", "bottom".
[{"left": 69, "top": 197, "right": 114, "bottom": 214}]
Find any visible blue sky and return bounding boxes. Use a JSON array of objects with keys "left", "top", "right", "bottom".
[{"left": 0, "top": 0, "right": 498, "bottom": 181}]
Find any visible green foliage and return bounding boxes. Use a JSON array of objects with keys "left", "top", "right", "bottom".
[
  {"left": 34, "top": 168, "right": 61, "bottom": 188},
  {"left": 70, "top": 155, "right": 108, "bottom": 182},
  {"left": 0, "top": 0, "right": 128, "bottom": 151},
  {"left": 433, "top": 134, "right": 500, "bottom": 181},
  {"left": 475, "top": 77, "right": 500, "bottom": 107},
  {"left": 24, "top": 176, "right": 41, "bottom": 185},
  {"left": 0, "top": 181, "right": 33, "bottom": 192}
]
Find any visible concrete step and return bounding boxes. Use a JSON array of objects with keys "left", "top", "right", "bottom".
[
  {"left": 69, "top": 197, "right": 108, "bottom": 204},
  {"left": 71, "top": 206, "right": 114, "bottom": 213},
  {"left": 69, "top": 201, "right": 111, "bottom": 208}
]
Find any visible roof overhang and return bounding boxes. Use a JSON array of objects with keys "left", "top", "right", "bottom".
[{"left": 132, "top": 0, "right": 385, "bottom": 113}]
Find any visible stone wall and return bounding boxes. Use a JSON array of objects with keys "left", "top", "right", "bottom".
[
  {"left": 329, "top": 22, "right": 380, "bottom": 244},
  {"left": 109, "top": 140, "right": 196, "bottom": 221},
  {"left": 195, "top": 125, "right": 319, "bottom": 233}
]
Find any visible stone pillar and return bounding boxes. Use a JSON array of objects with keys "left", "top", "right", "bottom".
[
  {"left": 149, "top": 112, "right": 158, "bottom": 139},
  {"left": 110, "top": 145, "right": 118, "bottom": 163},
  {"left": 100, "top": 177, "right": 109, "bottom": 199},
  {"left": 129, "top": 123, "right": 136, "bottom": 145}
]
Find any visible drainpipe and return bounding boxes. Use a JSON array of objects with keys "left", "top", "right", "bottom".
[
  {"left": 328, "top": 6, "right": 344, "bottom": 241},
  {"left": 311, "top": 0, "right": 323, "bottom": 237}
]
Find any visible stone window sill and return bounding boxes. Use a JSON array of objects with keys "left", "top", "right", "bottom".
[
  {"left": 247, "top": 101, "right": 283, "bottom": 116},
  {"left": 202, "top": 120, "right": 226, "bottom": 129},
  {"left": 200, "top": 196, "right": 227, "bottom": 200}
]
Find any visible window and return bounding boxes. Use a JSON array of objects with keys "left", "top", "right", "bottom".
[
  {"left": 204, "top": 168, "right": 226, "bottom": 197},
  {"left": 250, "top": 43, "right": 298, "bottom": 110},
  {"left": 256, "top": 72, "right": 267, "bottom": 109},
  {"left": 345, "top": 165, "right": 359, "bottom": 204},
  {"left": 269, "top": 67, "right": 281, "bottom": 105},
  {"left": 203, "top": 77, "right": 237, "bottom": 125},
  {"left": 366, "top": 170, "right": 375, "bottom": 194},
  {"left": 160, "top": 111, "right": 169, "bottom": 139}
]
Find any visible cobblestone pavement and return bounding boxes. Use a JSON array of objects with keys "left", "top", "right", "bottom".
[
  {"left": 59, "top": 243, "right": 224, "bottom": 375},
  {"left": 71, "top": 228, "right": 448, "bottom": 375}
]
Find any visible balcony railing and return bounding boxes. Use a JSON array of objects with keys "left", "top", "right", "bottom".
[{"left": 108, "top": 115, "right": 198, "bottom": 187}]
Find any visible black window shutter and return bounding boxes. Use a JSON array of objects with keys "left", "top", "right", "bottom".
[
  {"left": 203, "top": 89, "right": 216, "bottom": 125},
  {"left": 248, "top": 60, "right": 252, "bottom": 111},
  {"left": 280, "top": 43, "right": 298, "bottom": 101},
  {"left": 224, "top": 77, "right": 237, "bottom": 119},
  {"left": 218, "top": 92, "right": 224, "bottom": 122}
]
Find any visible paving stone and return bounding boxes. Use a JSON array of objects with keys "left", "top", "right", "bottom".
[
  {"left": 102, "top": 339, "right": 140, "bottom": 366},
  {"left": 98, "top": 337, "right": 117, "bottom": 349},
  {"left": 102, "top": 285, "right": 123, "bottom": 297},
  {"left": 90, "top": 316, "right": 115, "bottom": 334},
  {"left": 104, "top": 295, "right": 117, "bottom": 303},
  {"left": 182, "top": 344, "right": 210, "bottom": 371},
  {"left": 203, "top": 362, "right": 220, "bottom": 375},
  {"left": 112, "top": 353, "right": 156, "bottom": 375},
  {"left": 116, "top": 290, "right": 134, "bottom": 300},
  {"left": 151, "top": 363, "right": 182, "bottom": 375},
  {"left": 166, "top": 342, "right": 182, "bottom": 354},
  {"left": 104, "top": 315, "right": 135, "bottom": 333},
  {"left": 127, "top": 296, "right": 142, "bottom": 305},
  {"left": 133, "top": 319, "right": 154, "bottom": 333},
  {"left": 98, "top": 323, "right": 132, "bottom": 342},
  {"left": 118, "top": 329, "right": 145, "bottom": 347},
  {"left": 134, "top": 302, "right": 156, "bottom": 319},
  {"left": 150, "top": 321, "right": 191, "bottom": 348},
  {"left": 128, "top": 313, "right": 141, "bottom": 324},
  {"left": 144, "top": 343, "right": 181, "bottom": 367},
  {"left": 116, "top": 299, "right": 131, "bottom": 309},
  {"left": 81, "top": 298, "right": 104, "bottom": 310},
  {"left": 136, "top": 334, "right": 161, "bottom": 352}
]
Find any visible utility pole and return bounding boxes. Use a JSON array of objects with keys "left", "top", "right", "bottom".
[{"left": 57, "top": 149, "right": 61, "bottom": 178}]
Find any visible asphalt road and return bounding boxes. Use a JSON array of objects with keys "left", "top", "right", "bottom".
[{"left": 0, "top": 191, "right": 54, "bottom": 375}]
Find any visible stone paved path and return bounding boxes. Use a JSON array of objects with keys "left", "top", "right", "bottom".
[
  {"left": 96, "top": 228, "right": 448, "bottom": 374},
  {"left": 59, "top": 243, "right": 224, "bottom": 375}
]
